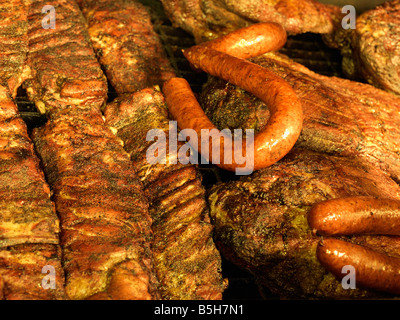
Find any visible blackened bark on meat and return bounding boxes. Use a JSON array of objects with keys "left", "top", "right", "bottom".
[
  {"left": 161, "top": 0, "right": 338, "bottom": 43},
  {"left": 79, "top": 0, "right": 175, "bottom": 95},
  {"left": 208, "top": 148, "right": 400, "bottom": 298},
  {"left": 32, "top": 106, "right": 159, "bottom": 300},
  {"left": 105, "top": 88, "right": 225, "bottom": 300},
  {"left": 23, "top": 0, "right": 108, "bottom": 114},
  {"left": 200, "top": 52, "right": 400, "bottom": 183}
]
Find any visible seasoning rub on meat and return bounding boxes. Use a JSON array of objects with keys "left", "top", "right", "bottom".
[
  {"left": 78, "top": 0, "right": 224, "bottom": 299},
  {"left": 78, "top": 0, "right": 175, "bottom": 95},
  {"left": 23, "top": 0, "right": 108, "bottom": 114},
  {"left": 0, "top": 0, "right": 65, "bottom": 300},
  {"left": 23, "top": 0, "right": 159, "bottom": 299},
  {"left": 105, "top": 88, "right": 225, "bottom": 300}
]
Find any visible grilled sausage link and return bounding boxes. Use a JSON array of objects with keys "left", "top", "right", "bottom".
[
  {"left": 163, "top": 56, "right": 303, "bottom": 173},
  {"left": 199, "top": 22, "right": 287, "bottom": 59},
  {"left": 317, "top": 238, "right": 400, "bottom": 295},
  {"left": 308, "top": 196, "right": 400, "bottom": 236}
]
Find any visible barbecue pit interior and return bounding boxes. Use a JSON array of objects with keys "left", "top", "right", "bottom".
[{"left": 0, "top": 0, "right": 399, "bottom": 300}]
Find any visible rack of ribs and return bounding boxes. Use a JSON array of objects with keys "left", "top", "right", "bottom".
[
  {"left": 0, "top": 0, "right": 65, "bottom": 300},
  {"left": 105, "top": 88, "right": 225, "bottom": 299},
  {"left": 32, "top": 106, "right": 159, "bottom": 300},
  {"left": 23, "top": 0, "right": 158, "bottom": 299},
  {"left": 325, "top": 0, "right": 400, "bottom": 96},
  {"left": 78, "top": 0, "right": 175, "bottom": 95},
  {"left": 208, "top": 147, "right": 400, "bottom": 299},
  {"left": 23, "top": 0, "right": 108, "bottom": 114},
  {"left": 78, "top": 0, "right": 225, "bottom": 299}
]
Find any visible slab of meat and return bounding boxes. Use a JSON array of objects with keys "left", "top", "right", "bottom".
[
  {"left": 160, "top": 0, "right": 339, "bottom": 43},
  {"left": 79, "top": 0, "right": 175, "bottom": 95},
  {"left": 325, "top": 0, "right": 400, "bottom": 96},
  {"left": 105, "top": 88, "right": 225, "bottom": 300},
  {"left": 199, "top": 52, "right": 400, "bottom": 298},
  {"left": 0, "top": 86, "right": 66, "bottom": 299},
  {"left": 200, "top": 52, "right": 400, "bottom": 183},
  {"left": 32, "top": 106, "right": 159, "bottom": 300},
  {"left": 0, "top": 0, "right": 30, "bottom": 98},
  {"left": 23, "top": 0, "right": 108, "bottom": 114},
  {"left": 0, "top": 2, "right": 65, "bottom": 299},
  {"left": 208, "top": 147, "right": 400, "bottom": 298}
]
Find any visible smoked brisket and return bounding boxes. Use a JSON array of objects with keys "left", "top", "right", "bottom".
[
  {"left": 326, "top": 0, "right": 400, "bottom": 96},
  {"left": 200, "top": 52, "right": 400, "bottom": 298}
]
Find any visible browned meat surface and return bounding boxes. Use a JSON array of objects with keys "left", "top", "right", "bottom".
[
  {"left": 200, "top": 52, "right": 400, "bottom": 298},
  {"left": 0, "top": 89, "right": 59, "bottom": 248},
  {"left": 0, "top": 1, "right": 65, "bottom": 299},
  {"left": 105, "top": 88, "right": 225, "bottom": 300},
  {"left": 32, "top": 106, "right": 159, "bottom": 300},
  {"left": 324, "top": 0, "right": 400, "bottom": 96},
  {"left": 160, "top": 0, "right": 339, "bottom": 43},
  {"left": 79, "top": 0, "right": 175, "bottom": 95},
  {"left": 23, "top": 0, "right": 108, "bottom": 114},
  {"left": 0, "top": 87, "right": 66, "bottom": 300},
  {"left": 200, "top": 52, "right": 400, "bottom": 183},
  {"left": 18, "top": 0, "right": 159, "bottom": 300},
  {"left": 0, "top": 0, "right": 30, "bottom": 98},
  {"left": 208, "top": 148, "right": 400, "bottom": 298}
]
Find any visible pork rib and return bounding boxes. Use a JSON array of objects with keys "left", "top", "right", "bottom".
[
  {"left": 79, "top": 0, "right": 175, "bottom": 95},
  {"left": 24, "top": 0, "right": 158, "bottom": 299},
  {"left": 32, "top": 106, "right": 159, "bottom": 300},
  {"left": 0, "top": 0, "right": 66, "bottom": 299},
  {"left": 23, "top": 0, "right": 108, "bottom": 114},
  {"left": 105, "top": 88, "right": 225, "bottom": 300}
]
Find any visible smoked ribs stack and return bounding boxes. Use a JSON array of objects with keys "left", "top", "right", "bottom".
[
  {"left": 0, "top": 0, "right": 65, "bottom": 299},
  {"left": 80, "top": 0, "right": 225, "bottom": 300},
  {"left": 0, "top": 0, "right": 224, "bottom": 300}
]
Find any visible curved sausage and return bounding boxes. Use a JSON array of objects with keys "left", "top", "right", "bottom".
[
  {"left": 317, "top": 238, "right": 400, "bottom": 295},
  {"left": 163, "top": 47, "right": 303, "bottom": 173},
  {"left": 308, "top": 196, "right": 400, "bottom": 236},
  {"left": 199, "top": 22, "right": 287, "bottom": 60}
]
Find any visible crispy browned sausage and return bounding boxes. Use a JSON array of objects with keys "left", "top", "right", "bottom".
[
  {"left": 317, "top": 238, "right": 400, "bottom": 295},
  {"left": 308, "top": 196, "right": 400, "bottom": 236},
  {"left": 163, "top": 47, "right": 303, "bottom": 173},
  {"left": 199, "top": 22, "right": 287, "bottom": 59}
]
